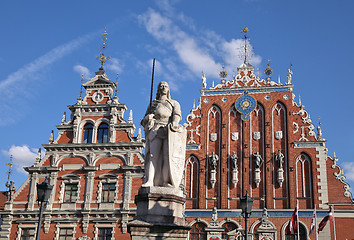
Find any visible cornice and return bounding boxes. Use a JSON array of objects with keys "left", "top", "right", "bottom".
[{"left": 42, "top": 142, "right": 144, "bottom": 152}]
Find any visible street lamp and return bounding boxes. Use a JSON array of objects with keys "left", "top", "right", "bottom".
[
  {"left": 240, "top": 190, "right": 254, "bottom": 240},
  {"left": 36, "top": 181, "right": 52, "bottom": 240}
]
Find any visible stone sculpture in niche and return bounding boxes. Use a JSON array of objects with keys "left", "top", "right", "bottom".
[
  {"left": 140, "top": 81, "right": 186, "bottom": 188},
  {"left": 209, "top": 152, "right": 219, "bottom": 188},
  {"left": 253, "top": 152, "right": 263, "bottom": 188},
  {"left": 275, "top": 150, "right": 285, "bottom": 187},
  {"left": 230, "top": 152, "right": 239, "bottom": 187}
]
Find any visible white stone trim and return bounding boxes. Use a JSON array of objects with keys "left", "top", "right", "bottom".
[
  {"left": 93, "top": 223, "right": 116, "bottom": 240},
  {"left": 16, "top": 224, "right": 36, "bottom": 240},
  {"left": 315, "top": 145, "right": 329, "bottom": 209},
  {"left": 97, "top": 174, "right": 119, "bottom": 204},
  {"left": 54, "top": 223, "right": 77, "bottom": 240},
  {"left": 185, "top": 156, "right": 199, "bottom": 201},
  {"left": 58, "top": 174, "right": 81, "bottom": 203}
]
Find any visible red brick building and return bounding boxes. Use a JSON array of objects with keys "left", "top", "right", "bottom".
[
  {"left": 0, "top": 55, "right": 353, "bottom": 239},
  {"left": 183, "top": 62, "right": 354, "bottom": 239}
]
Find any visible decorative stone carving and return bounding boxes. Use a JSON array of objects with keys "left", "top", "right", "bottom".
[
  {"left": 202, "top": 73, "right": 207, "bottom": 89},
  {"left": 253, "top": 152, "right": 263, "bottom": 188},
  {"left": 286, "top": 67, "right": 293, "bottom": 84},
  {"left": 140, "top": 81, "right": 187, "bottom": 188},
  {"left": 253, "top": 132, "right": 261, "bottom": 140},
  {"left": 231, "top": 132, "right": 239, "bottom": 141},
  {"left": 230, "top": 152, "right": 239, "bottom": 187},
  {"left": 78, "top": 236, "right": 90, "bottom": 240},
  {"left": 276, "top": 150, "right": 285, "bottom": 185},
  {"left": 209, "top": 152, "right": 219, "bottom": 188},
  {"left": 210, "top": 133, "right": 217, "bottom": 142},
  {"left": 275, "top": 130, "right": 283, "bottom": 140},
  {"left": 254, "top": 208, "right": 277, "bottom": 239}
]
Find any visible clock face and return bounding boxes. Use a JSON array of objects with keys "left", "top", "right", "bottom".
[{"left": 235, "top": 94, "right": 257, "bottom": 114}]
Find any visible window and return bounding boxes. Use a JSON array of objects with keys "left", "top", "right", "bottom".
[
  {"left": 98, "top": 228, "right": 113, "bottom": 240},
  {"left": 59, "top": 228, "right": 74, "bottom": 240},
  {"left": 190, "top": 223, "right": 207, "bottom": 240},
  {"left": 222, "top": 222, "right": 238, "bottom": 240},
  {"left": 64, "top": 184, "right": 78, "bottom": 203},
  {"left": 21, "top": 228, "right": 35, "bottom": 240},
  {"left": 102, "top": 183, "right": 116, "bottom": 203},
  {"left": 285, "top": 223, "right": 307, "bottom": 240},
  {"left": 83, "top": 123, "right": 93, "bottom": 143},
  {"left": 97, "top": 123, "right": 109, "bottom": 143}
]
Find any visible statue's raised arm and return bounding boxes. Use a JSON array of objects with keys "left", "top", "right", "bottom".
[{"left": 141, "top": 81, "right": 186, "bottom": 188}]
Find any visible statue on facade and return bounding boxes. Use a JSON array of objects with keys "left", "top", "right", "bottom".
[
  {"left": 141, "top": 81, "right": 186, "bottom": 188},
  {"left": 275, "top": 150, "right": 284, "bottom": 169},
  {"left": 201, "top": 73, "right": 207, "bottom": 89},
  {"left": 230, "top": 152, "right": 238, "bottom": 170},
  {"left": 209, "top": 152, "right": 219, "bottom": 170},
  {"left": 253, "top": 152, "right": 263, "bottom": 169},
  {"left": 286, "top": 67, "right": 293, "bottom": 84}
]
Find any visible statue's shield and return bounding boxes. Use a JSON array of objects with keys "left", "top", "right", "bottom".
[{"left": 168, "top": 126, "right": 187, "bottom": 187}]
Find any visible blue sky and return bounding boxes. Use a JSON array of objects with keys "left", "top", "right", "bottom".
[{"left": 0, "top": 0, "right": 353, "bottom": 196}]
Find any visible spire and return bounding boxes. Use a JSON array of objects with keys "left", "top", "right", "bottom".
[
  {"left": 97, "top": 27, "right": 111, "bottom": 69},
  {"left": 240, "top": 27, "right": 252, "bottom": 64},
  {"left": 137, "top": 128, "right": 142, "bottom": 142},
  {"left": 5, "top": 155, "right": 14, "bottom": 201},
  {"left": 317, "top": 116, "right": 324, "bottom": 141},
  {"left": 128, "top": 110, "right": 133, "bottom": 123},
  {"left": 115, "top": 73, "right": 119, "bottom": 96},
  {"left": 192, "top": 99, "right": 196, "bottom": 110},
  {"left": 79, "top": 74, "right": 84, "bottom": 98},
  {"left": 61, "top": 112, "right": 66, "bottom": 125},
  {"left": 35, "top": 148, "right": 41, "bottom": 165},
  {"left": 49, "top": 130, "right": 54, "bottom": 144}
]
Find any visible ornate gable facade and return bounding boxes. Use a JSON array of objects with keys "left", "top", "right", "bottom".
[
  {"left": 0, "top": 67, "right": 144, "bottom": 240},
  {"left": 183, "top": 62, "right": 354, "bottom": 240}
]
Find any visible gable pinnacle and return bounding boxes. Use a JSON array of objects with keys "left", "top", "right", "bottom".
[{"left": 239, "top": 27, "right": 253, "bottom": 65}]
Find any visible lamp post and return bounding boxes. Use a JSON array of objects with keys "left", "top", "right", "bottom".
[
  {"left": 240, "top": 190, "right": 254, "bottom": 240},
  {"left": 36, "top": 181, "right": 52, "bottom": 240}
]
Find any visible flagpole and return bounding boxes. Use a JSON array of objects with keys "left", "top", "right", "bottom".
[
  {"left": 315, "top": 206, "right": 318, "bottom": 240},
  {"left": 332, "top": 205, "right": 336, "bottom": 240},
  {"left": 297, "top": 200, "right": 299, "bottom": 240}
]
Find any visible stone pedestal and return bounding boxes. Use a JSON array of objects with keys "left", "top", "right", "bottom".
[{"left": 128, "top": 187, "right": 190, "bottom": 240}]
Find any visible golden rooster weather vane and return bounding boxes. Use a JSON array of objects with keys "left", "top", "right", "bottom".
[{"left": 97, "top": 27, "right": 111, "bottom": 68}]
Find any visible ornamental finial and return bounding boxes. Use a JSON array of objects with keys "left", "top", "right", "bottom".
[
  {"left": 239, "top": 27, "right": 253, "bottom": 64},
  {"left": 97, "top": 27, "right": 111, "bottom": 68}
]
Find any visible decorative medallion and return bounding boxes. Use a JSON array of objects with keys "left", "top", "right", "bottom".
[
  {"left": 231, "top": 132, "right": 239, "bottom": 141},
  {"left": 210, "top": 133, "right": 217, "bottom": 142},
  {"left": 265, "top": 95, "right": 271, "bottom": 100},
  {"left": 235, "top": 91, "right": 257, "bottom": 121},
  {"left": 283, "top": 94, "right": 289, "bottom": 100},
  {"left": 203, "top": 98, "right": 210, "bottom": 103},
  {"left": 222, "top": 97, "right": 228, "bottom": 102},
  {"left": 92, "top": 92, "right": 104, "bottom": 103},
  {"left": 275, "top": 131, "right": 283, "bottom": 140},
  {"left": 253, "top": 132, "right": 261, "bottom": 140}
]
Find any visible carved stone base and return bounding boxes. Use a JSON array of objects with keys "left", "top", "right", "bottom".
[{"left": 128, "top": 186, "right": 190, "bottom": 240}]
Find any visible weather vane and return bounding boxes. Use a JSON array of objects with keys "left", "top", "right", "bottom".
[
  {"left": 239, "top": 27, "right": 253, "bottom": 64},
  {"left": 5, "top": 155, "right": 14, "bottom": 201},
  {"left": 97, "top": 27, "right": 111, "bottom": 68},
  {"left": 79, "top": 74, "right": 84, "bottom": 98}
]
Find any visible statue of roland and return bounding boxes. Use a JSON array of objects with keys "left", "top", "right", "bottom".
[{"left": 141, "top": 81, "right": 186, "bottom": 188}]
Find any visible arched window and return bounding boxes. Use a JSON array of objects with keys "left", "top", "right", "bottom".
[
  {"left": 285, "top": 223, "right": 307, "bottom": 240},
  {"left": 83, "top": 123, "right": 93, "bottom": 143},
  {"left": 190, "top": 222, "right": 207, "bottom": 240},
  {"left": 222, "top": 222, "right": 238, "bottom": 240},
  {"left": 296, "top": 153, "right": 313, "bottom": 208},
  {"left": 186, "top": 156, "right": 199, "bottom": 203},
  {"left": 97, "top": 123, "right": 109, "bottom": 143}
]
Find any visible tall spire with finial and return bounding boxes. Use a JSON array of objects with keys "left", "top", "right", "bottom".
[
  {"left": 115, "top": 73, "right": 119, "bottom": 96},
  {"left": 97, "top": 27, "right": 111, "bottom": 69},
  {"left": 219, "top": 63, "right": 228, "bottom": 83},
  {"left": 317, "top": 116, "right": 324, "bottom": 141},
  {"left": 5, "top": 155, "right": 14, "bottom": 201},
  {"left": 79, "top": 74, "right": 84, "bottom": 98},
  {"left": 239, "top": 27, "right": 253, "bottom": 64}
]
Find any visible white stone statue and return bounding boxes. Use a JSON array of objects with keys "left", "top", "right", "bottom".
[
  {"left": 286, "top": 68, "right": 293, "bottom": 84},
  {"left": 141, "top": 81, "right": 186, "bottom": 188},
  {"left": 253, "top": 152, "right": 263, "bottom": 169},
  {"left": 202, "top": 73, "right": 207, "bottom": 89},
  {"left": 209, "top": 152, "right": 219, "bottom": 171},
  {"left": 275, "top": 150, "right": 284, "bottom": 169}
]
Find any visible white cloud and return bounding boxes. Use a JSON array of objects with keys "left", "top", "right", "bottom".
[
  {"left": 0, "top": 33, "right": 93, "bottom": 92},
  {"left": 73, "top": 64, "right": 91, "bottom": 79},
  {"left": 106, "top": 58, "right": 123, "bottom": 73},
  {"left": 0, "top": 33, "right": 94, "bottom": 126},
  {"left": 343, "top": 162, "right": 354, "bottom": 181},
  {"left": 2, "top": 145, "right": 44, "bottom": 173},
  {"left": 138, "top": 8, "right": 262, "bottom": 83}
]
